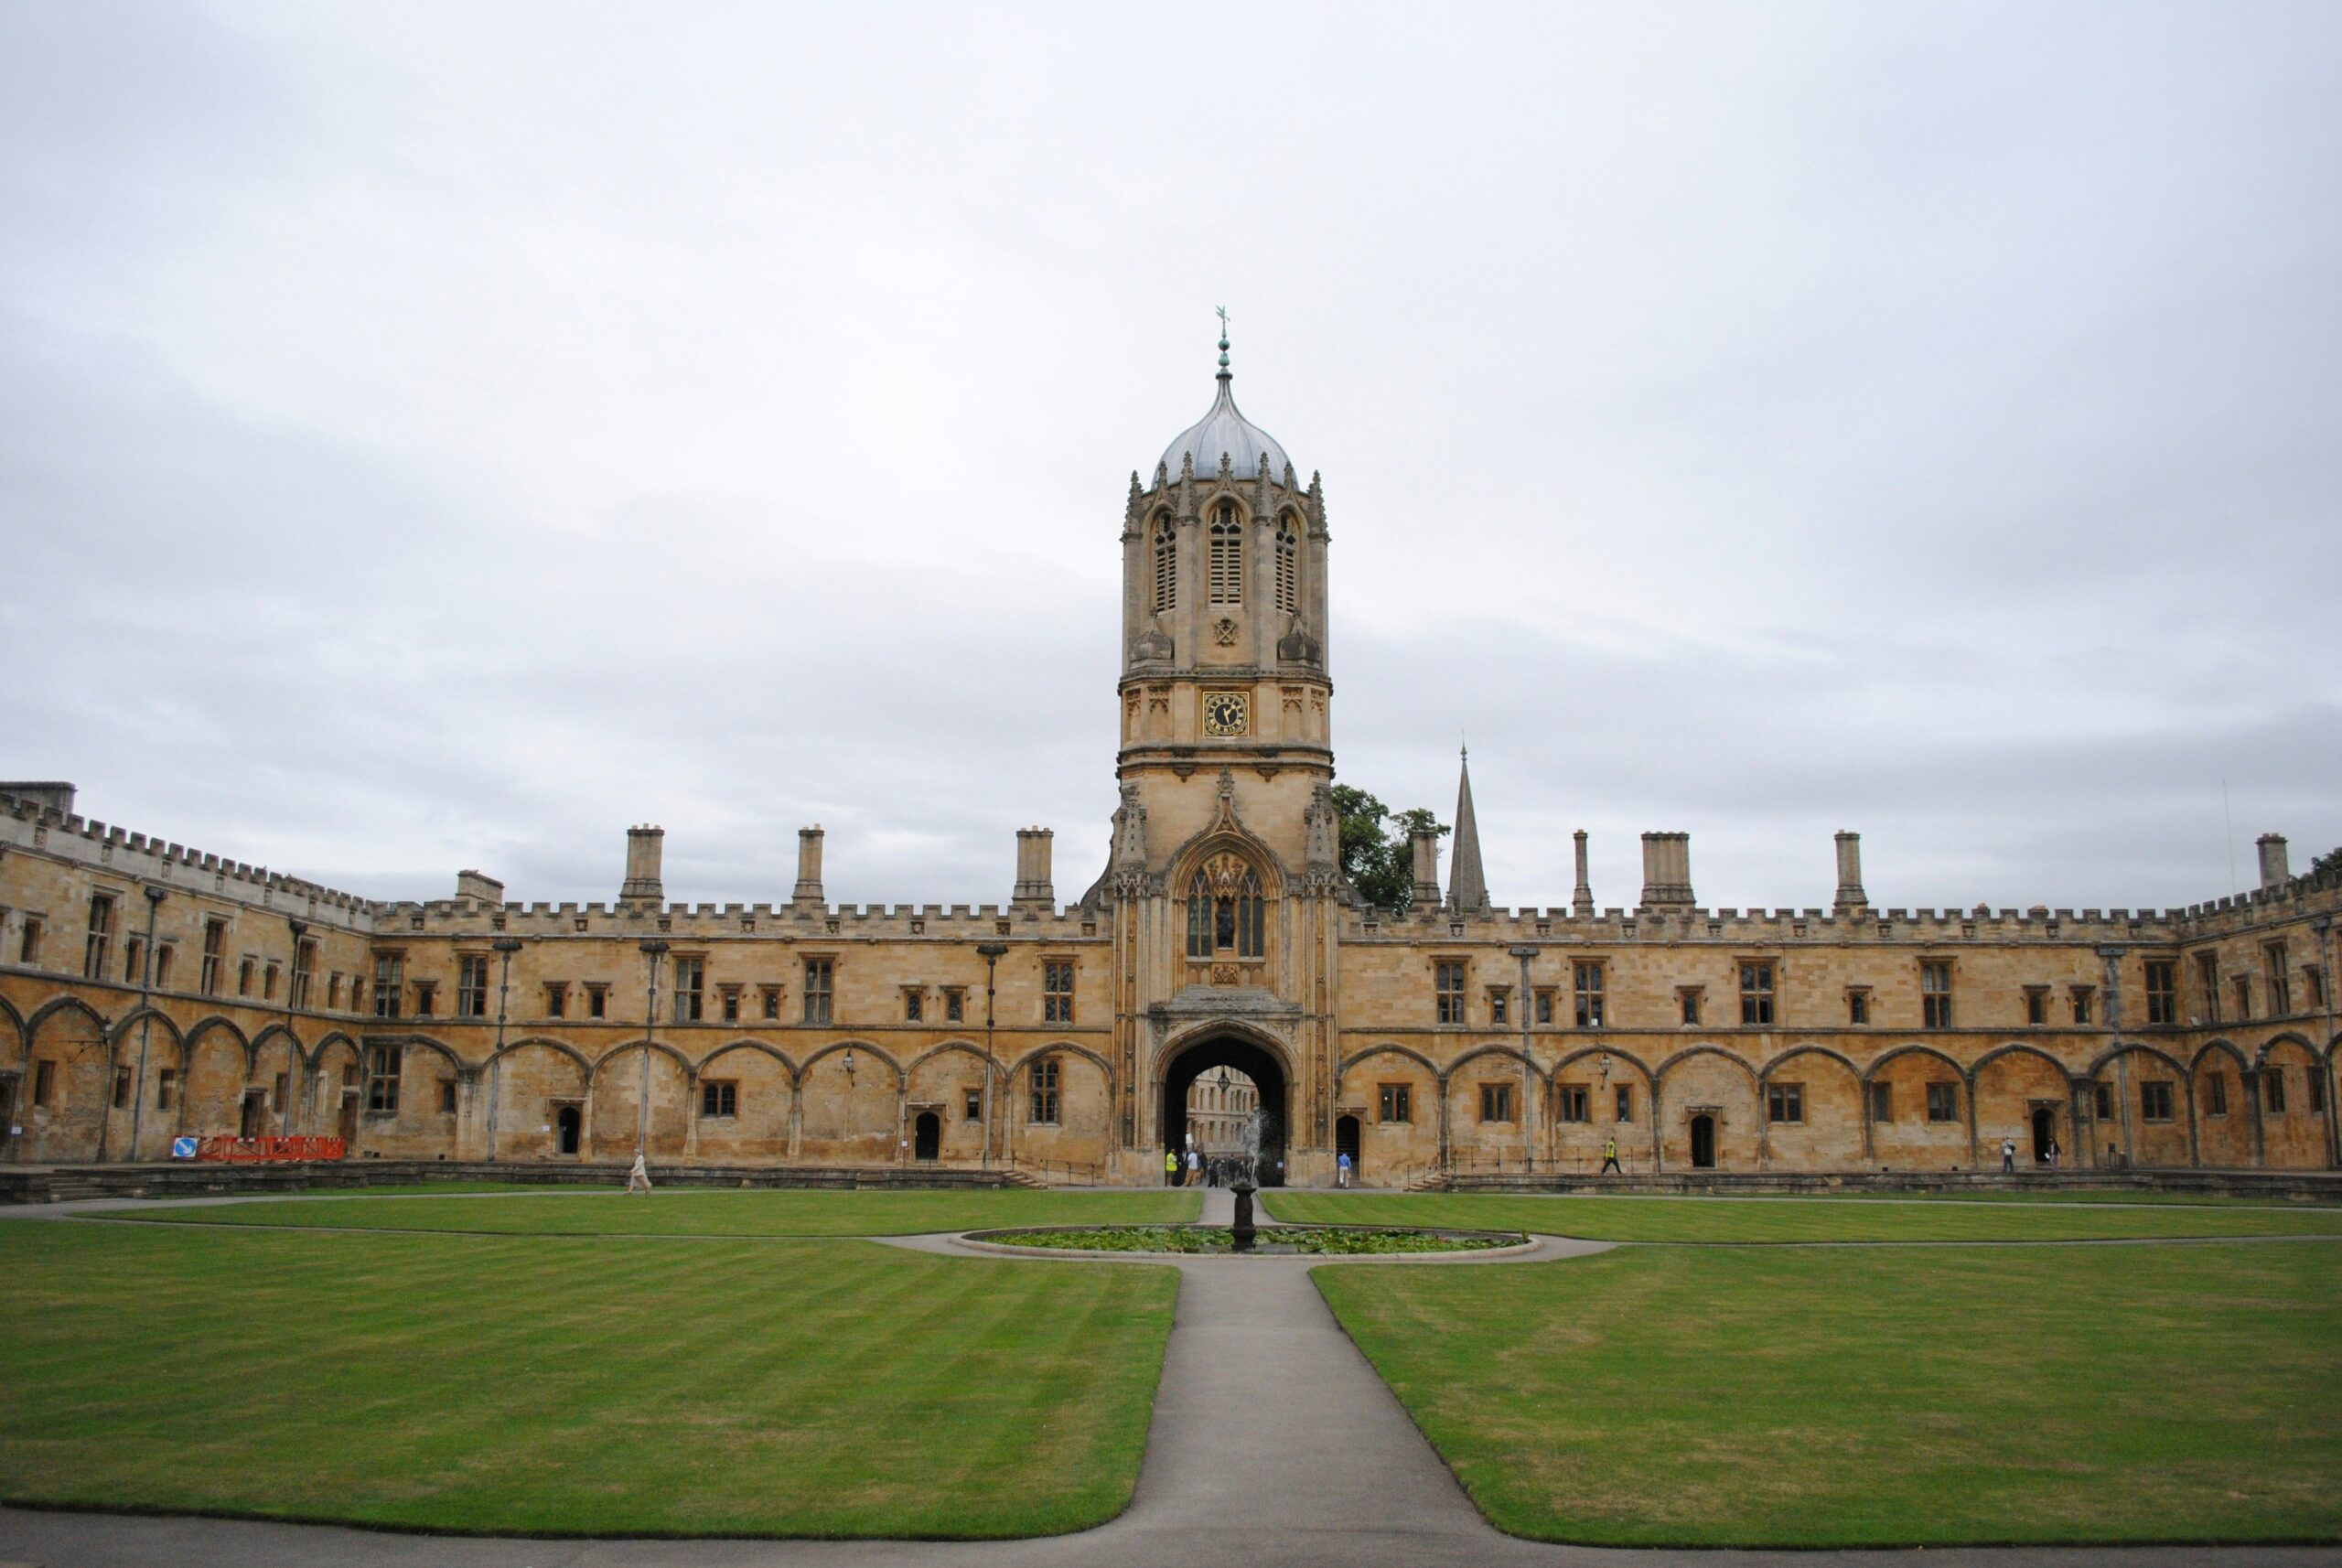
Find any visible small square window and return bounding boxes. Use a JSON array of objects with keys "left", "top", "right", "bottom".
[
  {"left": 964, "top": 1090, "right": 983, "bottom": 1122},
  {"left": 1478, "top": 1081, "right": 1514, "bottom": 1123},
  {"left": 1378, "top": 1082, "right": 1413, "bottom": 1123},
  {"left": 1847, "top": 988, "right": 1871, "bottom": 1026},
  {"left": 702, "top": 1079, "right": 738, "bottom": 1117},
  {"left": 2024, "top": 987, "right": 2048, "bottom": 1026},
  {"left": 1925, "top": 1081, "right": 1960, "bottom": 1122},
  {"left": 720, "top": 985, "right": 741, "bottom": 1025},
  {"left": 545, "top": 983, "right": 567, "bottom": 1018},
  {"left": 761, "top": 985, "right": 781, "bottom": 1021},
  {"left": 1679, "top": 987, "right": 1703, "bottom": 1026},
  {"left": 2261, "top": 1069, "right": 2286, "bottom": 1115},
  {"left": 1573, "top": 962, "right": 1606, "bottom": 1028},
  {"left": 438, "top": 1079, "right": 457, "bottom": 1114},
  {"left": 587, "top": 984, "right": 608, "bottom": 1019},
  {"left": 1435, "top": 961, "right": 1466, "bottom": 1025},
  {"left": 2142, "top": 1079, "right": 2175, "bottom": 1122},
  {"left": 1488, "top": 988, "right": 1509, "bottom": 1026},
  {"left": 1534, "top": 989, "right": 1553, "bottom": 1026},
  {"left": 1766, "top": 1082, "right": 1804, "bottom": 1124},
  {"left": 1614, "top": 1083, "right": 1634, "bottom": 1123},
  {"left": 945, "top": 988, "right": 966, "bottom": 1023},
  {"left": 904, "top": 989, "right": 924, "bottom": 1023},
  {"left": 1738, "top": 963, "right": 1774, "bottom": 1026},
  {"left": 2069, "top": 985, "right": 2094, "bottom": 1026},
  {"left": 1867, "top": 1081, "right": 1891, "bottom": 1122},
  {"left": 1557, "top": 1084, "right": 1590, "bottom": 1122},
  {"left": 2093, "top": 1082, "right": 2113, "bottom": 1120}
]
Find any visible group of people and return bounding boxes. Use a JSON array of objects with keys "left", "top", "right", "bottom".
[{"left": 1162, "top": 1148, "right": 1265, "bottom": 1187}]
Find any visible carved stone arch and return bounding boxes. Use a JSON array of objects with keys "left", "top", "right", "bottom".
[
  {"left": 2190, "top": 1037, "right": 2251, "bottom": 1073},
  {"left": 1008, "top": 1040, "right": 1117, "bottom": 1094},
  {"left": 1968, "top": 1041, "right": 2072, "bottom": 1081},
  {"left": 25, "top": 994, "right": 111, "bottom": 1043},
  {"left": 590, "top": 1036, "right": 700, "bottom": 1084},
  {"left": 483, "top": 1035, "right": 595, "bottom": 1079},
  {"left": 1549, "top": 1045, "right": 1655, "bottom": 1085},
  {"left": 699, "top": 1038, "right": 800, "bottom": 1082},
  {"left": 1759, "top": 1044, "right": 1863, "bottom": 1083},
  {"left": 798, "top": 1038, "right": 903, "bottom": 1086},
  {"left": 384, "top": 1033, "right": 468, "bottom": 1077},
  {"left": 908, "top": 1039, "right": 991, "bottom": 1077},
  {"left": 1442, "top": 1043, "right": 1546, "bottom": 1089},
  {"left": 1863, "top": 1042, "right": 1973, "bottom": 1085},
  {"left": 1653, "top": 1043, "right": 1761, "bottom": 1088},
  {"left": 249, "top": 1023, "right": 305, "bottom": 1075},
  {"left": 2083, "top": 1040, "right": 2191, "bottom": 1081},
  {"left": 0, "top": 994, "right": 23, "bottom": 1056},
  {"left": 1336, "top": 1042, "right": 1442, "bottom": 1086},
  {"left": 104, "top": 1005, "right": 182, "bottom": 1052},
  {"left": 1158, "top": 1016, "right": 1298, "bottom": 1080},
  {"left": 182, "top": 1015, "right": 251, "bottom": 1055},
  {"left": 1166, "top": 824, "right": 1288, "bottom": 901},
  {"left": 2255, "top": 1030, "right": 2319, "bottom": 1067}
]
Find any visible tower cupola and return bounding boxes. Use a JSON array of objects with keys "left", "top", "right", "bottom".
[{"left": 1154, "top": 319, "right": 1294, "bottom": 485}]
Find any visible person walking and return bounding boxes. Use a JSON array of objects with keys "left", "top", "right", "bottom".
[
  {"left": 1186, "top": 1147, "right": 1201, "bottom": 1187},
  {"left": 2002, "top": 1137, "right": 2016, "bottom": 1173},
  {"left": 1337, "top": 1150, "right": 1352, "bottom": 1187},
  {"left": 1599, "top": 1136, "right": 1622, "bottom": 1175},
  {"left": 2046, "top": 1135, "right": 2060, "bottom": 1170},
  {"left": 1165, "top": 1148, "right": 1181, "bottom": 1186},
  {"left": 627, "top": 1151, "right": 653, "bottom": 1194}
]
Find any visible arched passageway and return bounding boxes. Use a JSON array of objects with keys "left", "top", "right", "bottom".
[{"left": 1163, "top": 1035, "right": 1288, "bottom": 1186}]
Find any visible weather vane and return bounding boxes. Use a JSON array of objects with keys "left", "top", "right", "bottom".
[{"left": 1215, "top": 305, "right": 1230, "bottom": 338}]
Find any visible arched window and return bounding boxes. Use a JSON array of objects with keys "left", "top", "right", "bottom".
[
  {"left": 1152, "top": 514, "right": 1177, "bottom": 612},
  {"left": 1187, "top": 856, "right": 1267, "bottom": 961},
  {"left": 1274, "top": 515, "right": 1299, "bottom": 613},
  {"left": 1209, "top": 500, "right": 1242, "bottom": 605}
]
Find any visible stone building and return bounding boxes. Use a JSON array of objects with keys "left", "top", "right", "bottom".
[
  {"left": 1184, "top": 1068, "right": 1259, "bottom": 1155},
  {"left": 3, "top": 336, "right": 2337, "bottom": 1184}
]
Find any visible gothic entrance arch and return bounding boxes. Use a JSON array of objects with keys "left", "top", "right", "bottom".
[{"left": 1163, "top": 1034, "right": 1289, "bottom": 1187}]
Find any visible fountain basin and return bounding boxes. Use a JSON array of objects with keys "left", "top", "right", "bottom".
[{"left": 957, "top": 1222, "right": 1532, "bottom": 1258}]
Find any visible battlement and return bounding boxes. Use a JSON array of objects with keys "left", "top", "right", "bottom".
[
  {"left": 0, "top": 789, "right": 382, "bottom": 929},
  {"left": 372, "top": 896, "right": 1107, "bottom": 941},
  {"left": 1348, "top": 899, "right": 2201, "bottom": 944}
]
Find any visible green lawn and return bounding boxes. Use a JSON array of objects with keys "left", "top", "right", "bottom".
[
  {"left": 1316, "top": 1243, "right": 2342, "bottom": 1546},
  {"left": 100, "top": 1187, "right": 1200, "bottom": 1237},
  {"left": 142, "top": 1180, "right": 566, "bottom": 1199},
  {"left": 0, "top": 1219, "right": 1175, "bottom": 1537},
  {"left": 1264, "top": 1190, "right": 2342, "bottom": 1241}
]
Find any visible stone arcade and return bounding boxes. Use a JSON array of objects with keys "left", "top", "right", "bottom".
[{"left": 3, "top": 338, "right": 2338, "bottom": 1184}]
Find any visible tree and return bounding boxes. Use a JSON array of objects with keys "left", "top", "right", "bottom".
[
  {"left": 2314, "top": 845, "right": 2340, "bottom": 879},
  {"left": 1331, "top": 784, "right": 1446, "bottom": 914}
]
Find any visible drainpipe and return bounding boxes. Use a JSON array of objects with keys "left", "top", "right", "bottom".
[
  {"left": 487, "top": 937, "right": 521, "bottom": 1162},
  {"left": 977, "top": 943, "right": 1006, "bottom": 1172},
  {"left": 124, "top": 886, "right": 166, "bottom": 1162},
  {"left": 282, "top": 918, "right": 306, "bottom": 1136},
  {"left": 2315, "top": 918, "right": 2337, "bottom": 1168},
  {"left": 638, "top": 940, "right": 669, "bottom": 1158},
  {"left": 1510, "top": 944, "right": 1539, "bottom": 1176}
]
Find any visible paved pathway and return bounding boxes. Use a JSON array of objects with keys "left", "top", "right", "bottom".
[{"left": 3, "top": 1191, "right": 2337, "bottom": 1567}]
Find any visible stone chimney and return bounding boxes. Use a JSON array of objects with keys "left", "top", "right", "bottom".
[
  {"left": 0, "top": 781, "right": 76, "bottom": 816},
  {"left": 620, "top": 826, "right": 664, "bottom": 902},
  {"left": 1571, "top": 829, "right": 1595, "bottom": 918},
  {"left": 2257, "top": 833, "right": 2290, "bottom": 891},
  {"left": 456, "top": 869, "right": 505, "bottom": 905},
  {"left": 794, "top": 826, "right": 826, "bottom": 908},
  {"left": 1409, "top": 825, "right": 1443, "bottom": 911},
  {"left": 1832, "top": 831, "right": 1867, "bottom": 913},
  {"left": 1013, "top": 827, "right": 1056, "bottom": 914},
  {"left": 1638, "top": 832, "right": 1693, "bottom": 910}
]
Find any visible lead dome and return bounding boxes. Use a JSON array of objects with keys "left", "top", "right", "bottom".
[{"left": 1155, "top": 335, "right": 1293, "bottom": 484}]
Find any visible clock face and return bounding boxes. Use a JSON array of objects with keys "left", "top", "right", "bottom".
[{"left": 1202, "top": 692, "right": 1251, "bottom": 737}]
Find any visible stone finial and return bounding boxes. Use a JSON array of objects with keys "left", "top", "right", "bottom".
[
  {"left": 1013, "top": 827, "right": 1056, "bottom": 914},
  {"left": 1833, "top": 831, "right": 1868, "bottom": 913},
  {"left": 1638, "top": 832, "right": 1693, "bottom": 911},
  {"left": 1572, "top": 830, "right": 1595, "bottom": 918},
  {"left": 794, "top": 826, "right": 826, "bottom": 908},
  {"left": 620, "top": 826, "right": 664, "bottom": 903},
  {"left": 1410, "top": 825, "right": 1443, "bottom": 910},
  {"left": 2257, "top": 833, "right": 2290, "bottom": 891}
]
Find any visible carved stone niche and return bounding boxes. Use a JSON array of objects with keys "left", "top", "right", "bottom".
[{"left": 1130, "top": 628, "right": 1175, "bottom": 664}]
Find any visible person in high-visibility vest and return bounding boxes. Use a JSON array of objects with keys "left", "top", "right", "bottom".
[
  {"left": 1599, "top": 1137, "right": 1622, "bottom": 1175},
  {"left": 1165, "top": 1148, "right": 1181, "bottom": 1186}
]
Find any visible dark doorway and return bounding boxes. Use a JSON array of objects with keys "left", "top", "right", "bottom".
[
  {"left": 1162, "top": 1035, "right": 1289, "bottom": 1186},
  {"left": 913, "top": 1110, "right": 941, "bottom": 1161},
  {"left": 0, "top": 1078, "right": 16, "bottom": 1162},
  {"left": 1690, "top": 1113, "right": 1717, "bottom": 1169},
  {"left": 2031, "top": 1105, "right": 2055, "bottom": 1164},
  {"left": 555, "top": 1104, "right": 582, "bottom": 1155},
  {"left": 240, "top": 1090, "right": 265, "bottom": 1140},
  {"left": 338, "top": 1093, "right": 359, "bottom": 1148},
  {"left": 1335, "top": 1114, "right": 1361, "bottom": 1181}
]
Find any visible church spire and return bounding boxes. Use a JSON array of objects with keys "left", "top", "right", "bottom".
[{"left": 1446, "top": 745, "right": 1490, "bottom": 914}]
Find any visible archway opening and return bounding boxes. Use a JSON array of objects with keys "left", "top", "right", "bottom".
[
  {"left": 1335, "top": 1113, "right": 1361, "bottom": 1181},
  {"left": 2030, "top": 1104, "right": 2055, "bottom": 1164},
  {"left": 555, "top": 1104, "right": 582, "bottom": 1155},
  {"left": 913, "top": 1110, "right": 941, "bottom": 1161},
  {"left": 1690, "top": 1113, "right": 1717, "bottom": 1169},
  {"left": 1163, "top": 1035, "right": 1289, "bottom": 1187}
]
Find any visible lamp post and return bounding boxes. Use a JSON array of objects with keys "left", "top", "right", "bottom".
[
  {"left": 2315, "top": 917, "right": 2337, "bottom": 1169},
  {"left": 282, "top": 918, "right": 307, "bottom": 1136},
  {"left": 487, "top": 936, "right": 522, "bottom": 1163},
  {"left": 638, "top": 940, "right": 669, "bottom": 1158},
  {"left": 977, "top": 942, "right": 1006, "bottom": 1170},
  {"left": 125, "top": 886, "right": 166, "bottom": 1162},
  {"left": 1509, "top": 944, "right": 1540, "bottom": 1176}
]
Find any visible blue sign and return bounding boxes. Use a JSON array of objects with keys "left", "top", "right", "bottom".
[{"left": 170, "top": 1137, "right": 199, "bottom": 1160}]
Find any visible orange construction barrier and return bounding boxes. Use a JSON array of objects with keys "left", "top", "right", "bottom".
[{"left": 194, "top": 1136, "right": 347, "bottom": 1163}]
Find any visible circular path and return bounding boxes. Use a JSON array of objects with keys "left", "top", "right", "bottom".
[{"left": 2, "top": 1188, "right": 2336, "bottom": 1568}]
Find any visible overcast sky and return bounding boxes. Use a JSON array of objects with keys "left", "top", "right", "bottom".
[{"left": 4, "top": 0, "right": 2337, "bottom": 916}]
